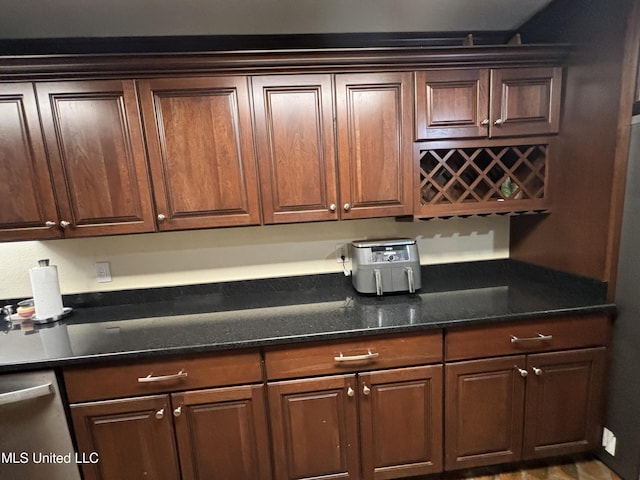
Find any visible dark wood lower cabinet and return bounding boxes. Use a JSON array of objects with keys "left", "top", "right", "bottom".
[
  {"left": 445, "top": 348, "right": 607, "bottom": 471},
  {"left": 445, "top": 356, "right": 527, "bottom": 470},
  {"left": 359, "top": 365, "right": 443, "bottom": 480},
  {"left": 268, "top": 366, "right": 443, "bottom": 480},
  {"left": 66, "top": 324, "right": 608, "bottom": 480},
  {"left": 172, "top": 385, "right": 272, "bottom": 480},
  {"left": 268, "top": 374, "right": 360, "bottom": 480},
  {"left": 71, "top": 386, "right": 272, "bottom": 480},
  {"left": 523, "top": 348, "right": 606, "bottom": 459},
  {"left": 70, "top": 395, "right": 181, "bottom": 480}
]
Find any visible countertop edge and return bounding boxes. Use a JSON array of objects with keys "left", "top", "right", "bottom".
[{"left": 0, "top": 302, "right": 615, "bottom": 374}]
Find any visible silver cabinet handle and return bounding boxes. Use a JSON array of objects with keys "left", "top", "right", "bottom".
[
  {"left": 347, "top": 386, "right": 355, "bottom": 397},
  {"left": 155, "top": 408, "right": 164, "bottom": 420},
  {"left": 0, "top": 382, "right": 53, "bottom": 406},
  {"left": 334, "top": 350, "right": 379, "bottom": 363},
  {"left": 494, "top": 118, "right": 503, "bottom": 126},
  {"left": 45, "top": 221, "right": 57, "bottom": 228},
  {"left": 137, "top": 369, "right": 188, "bottom": 383},
  {"left": 515, "top": 366, "right": 528, "bottom": 378},
  {"left": 510, "top": 333, "right": 553, "bottom": 343},
  {"left": 481, "top": 118, "right": 489, "bottom": 126},
  {"left": 59, "top": 220, "right": 71, "bottom": 228},
  {"left": 343, "top": 203, "right": 351, "bottom": 211},
  {"left": 173, "top": 406, "right": 182, "bottom": 417},
  {"left": 329, "top": 204, "right": 337, "bottom": 212},
  {"left": 362, "top": 385, "right": 371, "bottom": 396},
  {"left": 157, "top": 214, "right": 166, "bottom": 221},
  {"left": 532, "top": 367, "right": 543, "bottom": 376}
]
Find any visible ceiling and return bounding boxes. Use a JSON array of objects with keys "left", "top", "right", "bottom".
[{"left": 0, "top": 0, "right": 555, "bottom": 39}]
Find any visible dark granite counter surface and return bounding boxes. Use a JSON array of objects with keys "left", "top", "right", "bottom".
[{"left": 0, "top": 260, "right": 615, "bottom": 373}]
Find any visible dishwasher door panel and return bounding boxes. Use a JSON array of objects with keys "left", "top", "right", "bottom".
[{"left": 0, "top": 369, "right": 81, "bottom": 480}]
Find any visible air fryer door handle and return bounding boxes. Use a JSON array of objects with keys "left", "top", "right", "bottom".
[
  {"left": 374, "top": 269, "right": 383, "bottom": 296},
  {"left": 406, "top": 267, "right": 415, "bottom": 293}
]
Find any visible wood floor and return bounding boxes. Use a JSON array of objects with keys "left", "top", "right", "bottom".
[{"left": 447, "top": 458, "right": 622, "bottom": 480}]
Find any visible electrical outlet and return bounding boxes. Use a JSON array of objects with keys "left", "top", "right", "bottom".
[
  {"left": 336, "top": 244, "right": 350, "bottom": 263},
  {"left": 96, "top": 261, "right": 112, "bottom": 283},
  {"left": 602, "top": 427, "right": 617, "bottom": 456}
]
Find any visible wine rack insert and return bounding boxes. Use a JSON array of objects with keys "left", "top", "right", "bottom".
[{"left": 415, "top": 141, "right": 549, "bottom": 218}]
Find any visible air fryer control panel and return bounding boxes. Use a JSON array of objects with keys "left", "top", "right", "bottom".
[{"left": 371, "top": 245, "right": 409, "bottom": 263}]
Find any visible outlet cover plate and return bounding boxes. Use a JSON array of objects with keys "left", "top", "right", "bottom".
[{"left": 96, "top": 261, "right": 112, "bottom": 283}]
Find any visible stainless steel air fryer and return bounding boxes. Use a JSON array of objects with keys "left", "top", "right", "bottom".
[{"left": 351, "top": 238, "right": 421, "bottom": 295}]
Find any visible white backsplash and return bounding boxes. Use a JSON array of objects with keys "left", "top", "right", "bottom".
[{"left": 0, "top": 216, "right": 509, "bottom": 299}]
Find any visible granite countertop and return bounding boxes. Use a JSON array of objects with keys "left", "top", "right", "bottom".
[{"left": 0, "top": 260, "right": 615, "bottom": 373}]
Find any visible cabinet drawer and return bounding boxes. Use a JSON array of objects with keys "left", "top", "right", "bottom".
[
  {"left": 445, "top": 314, "right": 609, "bottom": 361},
  {"left": 265, "top": 331, "right": 442, "bottom": 380},
  {"left": 64, "top": 350, "right": 262, "bottom": 402}
]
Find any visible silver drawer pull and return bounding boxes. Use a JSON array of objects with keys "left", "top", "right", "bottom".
[
  {"left": 510, "top": 333, "right": 553, "bottom": 343},
  {"left": 137, "top": 369, "right": 188, "bottom": 383},
  {"left": 334, "top": 350, "right": 379, "bottom": 363},
  {"left": 0, "top": 383, "right": 53, "bottom": 406}
]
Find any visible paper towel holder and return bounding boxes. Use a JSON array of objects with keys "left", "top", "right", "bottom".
[
  {"left": 30, "top": 258, "right": 74, "bottom": 324},
  {"left": 34, "top": 306, "right": 74, "bottom": 324}
]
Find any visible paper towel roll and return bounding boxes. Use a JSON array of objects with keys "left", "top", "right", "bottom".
[{"left": 29, "top": 264, "right": 64, "bottom": 320}]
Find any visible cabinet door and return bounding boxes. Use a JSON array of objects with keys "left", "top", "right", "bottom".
[
  {"left": 336, "top": 72, "right": 413, "bottom": 219},
  {"left": 0, "top": 83, "right": 61, "bottom": 241},
  {"left": 138, "top": 77, "right": 261, "bottom": 230},
  {"left": 523, "top": 347, "right": 606, "bottom": 459},
  {"left": 172, "top": 384, "right": 272, "bottom": 480},
  {"left": 445, "top": 356, "right": 527, "bottom": 470},
  {"left": 36, "top": 80, "right": 155, "bottom": 237},
  {"left": 414, "top": 69, "right": 490, "bottom": 140},
  {"left": 490, "top": 67, "right": 562, "bottom": 137},
  {"left": 359, "top": 365, "right": 443, "bottom": 480},
  {"left": 252, "top": 75, "right": 338, "bottom": 224},
  {"left": 268, "top": 374, "right": 359, "bottom": 480},
  {"left": 70, "top": 395, "right": 180, "bottom": 480}
]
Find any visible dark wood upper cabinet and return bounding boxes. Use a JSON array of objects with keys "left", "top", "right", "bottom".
[
  {"left": 491, "top": 67, "right": 562, "bottom": 137},
  {"left": 415, "top": 67, "right": 562, "bottom": 140},
  {"left": 335, "top": 72, "right": 413, "bottom": 219},
  {"left": 0, "top": 83, "right": 61, "bottom": 241},
  {"left": 415, "top": 69, "right": 490, "bottom": 140},
  {"left": 138, "top": 76, "right": 261, "bottom": 230},
  {"left": 36, "top": 80, "right": 155, "bottom": 237},
  {"left": 252, "top": 74, "right": 338, "bottom": 224}
]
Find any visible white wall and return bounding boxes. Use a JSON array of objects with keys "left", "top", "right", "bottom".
[
  {"left": 0, "top": 216, "right": 509, "bottom": 300},
  {"left": 0, "top": 0, "right": 552, "bottom": 38}
]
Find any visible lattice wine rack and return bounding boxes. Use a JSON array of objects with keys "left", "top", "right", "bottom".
[{"left": 416, "top": 143, "right": 549, "bottom": 218}]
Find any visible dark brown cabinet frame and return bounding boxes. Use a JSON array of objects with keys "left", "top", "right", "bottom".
[{"left": 0, "top": 45, "right": 568, "bottom": 241}]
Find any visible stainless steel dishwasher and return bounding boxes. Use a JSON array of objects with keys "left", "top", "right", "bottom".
[{"left": 0, "top": 369, "right": 81, "bottom": 480}]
